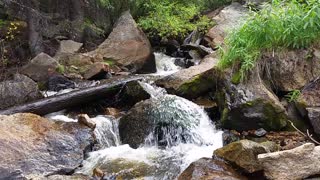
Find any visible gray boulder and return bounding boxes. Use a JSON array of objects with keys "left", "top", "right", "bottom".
[
  {"left": 119, "top": 95, "right": 207, "bottom": 148},
  {"left": 92, "top": 11, "right": 156, "bottom": 73},
  {"left": 214, "top": 140, "right": 278, "bottom": 173},
  {"left": 258, "top": 143, "right": 320, "bottom": 180},
  {"left": 21, "top": 53, "right": 59, "bottom": 82},
  {"left": 0, "top": 113, "right": 94, "bottom": 178},
  {"left": 0, "top": 74, "right": 41, "bottom": 109}
]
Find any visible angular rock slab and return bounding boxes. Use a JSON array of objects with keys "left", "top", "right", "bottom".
[
  {"left": 0, "top": 74, "right": 41, "bottom": 109},
  {"left": 21, "top": 52, "right": 59, "bottom": 82},
  {"left": 178, "top": 158, "right": 247, "bottom": 180},
  {"left": 0, "top": 113, "right": 94, "bottom": 178},
  {"left": 92, "top": 11, "right": 156, "bottom": 73},
  {"left": 214, "top": 140, "right": 278, "bottom": 173},
  {"left": 258, "top": 143, "right": 320, "bottom": 180}
]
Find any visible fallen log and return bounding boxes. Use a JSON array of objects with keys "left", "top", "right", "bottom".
[{"left": 0, "top": 77, "right": 143, "bottom": 115}]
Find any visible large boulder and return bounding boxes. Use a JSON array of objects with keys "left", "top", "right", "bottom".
[
  {"left": 0, "top": 74, "right": 41, "bottom": 109},
  {"left": 156, "top": 54, "right": 220, "bottom": 99},
  {"left": 217, "top": 70, "right": 288, "bottom": 131},
  {"left": 178, "top": 158, "right": 247, "bottom": 180},
  {"left": 0, "top": 113, "right": 94, "bottom": 178},
  {"left": 92, "top": 11, "right": 156, "bottom": 73},
  {"left": 119, "top": 95, "right": 209, "bottom": 148},
  {"left": 214, "top": 140, "right": 278, "bottom": 173},
  {"left": 261, "top": 48, "right": 320, "bottom": 91},
  {"left": 21, "top": 53, "right": 60, "bottom": 82},
  {"left": 258, "top": 143, "right": 320, "bottom": 180},
  {"left": 205, "top": 2, "right": 248, "bottom": 48}
]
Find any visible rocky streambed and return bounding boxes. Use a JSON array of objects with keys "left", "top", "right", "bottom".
[{"left": 1, "top": 2, "right": 320, "bottom": 180}]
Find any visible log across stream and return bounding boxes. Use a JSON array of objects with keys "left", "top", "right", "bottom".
[{"left": 0, "top": 77, "right": 143, "bottom": 115}]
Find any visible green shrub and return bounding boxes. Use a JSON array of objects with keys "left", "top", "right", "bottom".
[
  {"left": 137, "top": 0, "right": 214, "bottom": 38},
  {"left": 219, "top": 0, "right": 320, "bottom": 79},
  {"left": 285, "top": 90, "right": 301, "bottom": 102}
]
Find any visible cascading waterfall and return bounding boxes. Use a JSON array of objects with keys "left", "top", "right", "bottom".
[{"left": 46, "top": 52, "right": 223, "bottom": 179}]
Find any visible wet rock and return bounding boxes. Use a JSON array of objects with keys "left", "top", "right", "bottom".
[
  {"left": 78, "top": 114, "right": 96, "bottom": 129},
  {"left": 117, "top": 81, "right": 151, "bottom": 108},
  {"left": 222, "top": 130, "right": 241, "bottom": 146},
  {"left": 205, "top": 2, "right": 248, "bottom": 48},
  {"left": 21, "top": 53, "right": 59, "bottom": 82},
  {"left": 178, "top": 158, "right": 247, "bottom": 180},
  {"left": 214, "top": 140, "right": 278, "bottom": 173},
  {"left": 27, "top": 174, "right": 91, "bottom": 180},
  {"left": 83, "top": 62, "right": 111, "bottom": 80},
  {"left": 0, "top": 74, "right": 42, "bottom": 109},
  {"left": 261, "top": 49, "right": 320, "bottom": 91},
  {"left": 105, "top": 107, "right": 122, "bottom": 118},
  {"left": 253, "top": 128, "right": 267, "bottom": 137},
  {"left": 93, "top": 168, "right": 105, "bottom": 179},
  {"left": 0, "top": 113, "right": 94, "bottom": 177},
  {"left": 92, "top": 11, "right": 156, "bottom": 73},
  {"left": 217, "top": 70, "right": 288, "bottom": 131},
  {"left": 56, "top": 40, "right": 83, "bottom": 55},
  {"left": 156, "top": 54, "right": 220, "bottom": 99},
  {"left": 258, "top": 143, "right": 320, "bottom": 180},
  {"left": 119, "top": 95, "right": 206, "bottom": 148},
  {"left": 47, "top": 74, "right": 76, "bottom": 91}
]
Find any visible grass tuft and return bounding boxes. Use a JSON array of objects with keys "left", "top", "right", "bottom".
[{"left": 219, "top": 0, "right": 320, "bottom": 79}]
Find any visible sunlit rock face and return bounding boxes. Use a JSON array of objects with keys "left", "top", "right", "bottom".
[{"left": 0, "top": 113, "right": 94, "bottom": 178}]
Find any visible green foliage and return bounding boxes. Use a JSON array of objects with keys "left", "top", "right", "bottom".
[
  {"left": 137, "top": 0, "right": 214, "bottom": 38},
  {"left": 285, "top": 90, "right": 301, "bottom": 102},
  {"left": 219, "top": 0, "right": 320, "bottom": 79}
]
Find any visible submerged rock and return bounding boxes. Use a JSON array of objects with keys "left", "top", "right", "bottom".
[
  {"left": 214, "top": 140, "right": 278, "bottom": 173},
  {"left": 156, "top": 54, "right": 220, "bottom": 99},
  {"left": 92, "top": 11, "right": 156, "bottom": 73},
  {"left": 21, "top": 53, "right": 60, "bottom": 82},
  {"left": 119, "top": 95, "right": 209, "bottom": 148},
  {"left": 0, "top": 74, "right": 42, "bottom": 109},
  {"left": 178, "top": 158, "right": 247, "bottom": 180},
  {"left": 258, "top": 143, "right": 320, "bottom": 180},
  {"left": 0, "top": 113, "right": 94, "bottom": 178},
  {"left": 27, "top": 174, "right": 90, "bottom": 180}
]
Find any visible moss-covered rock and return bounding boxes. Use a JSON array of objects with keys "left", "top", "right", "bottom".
[
  {"left": 156, "top": 54, "right": 221, "bottom": 99},
  {"left": 216, "top": 69, "right": 288, "bottom": 131},
  {"left": 214, "top": 140, "right": 279, "bottom": 173}
]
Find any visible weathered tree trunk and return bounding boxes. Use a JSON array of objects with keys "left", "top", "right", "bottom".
[
  {"left": 0, "top": 77, "right": 142, "bottom": 115},
  {"left": 26, "top": 0, "right": 44, "bottom": 55}
]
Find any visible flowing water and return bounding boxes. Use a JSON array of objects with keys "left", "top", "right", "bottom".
[{"left": 46, "top": 52, "right": 223, "bottom": 179}]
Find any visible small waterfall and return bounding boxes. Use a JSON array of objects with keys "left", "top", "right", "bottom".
[
  {"left": 46, "top": 52, "right": 223, "bottom": 179},
  {"left": 77, "top": 94, "right": 223, "bottom": 179},
  {"left": 45, "top": 113, "right": 120, "bottom": 148},
  {"left": 154, "top": 52, "right": 181, "bottom": 75},
  {"left": 91, "top": 116, "right": 120, "bottom": 148}
]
